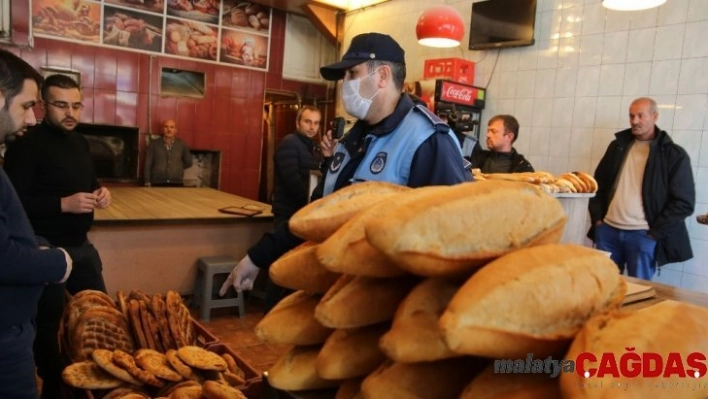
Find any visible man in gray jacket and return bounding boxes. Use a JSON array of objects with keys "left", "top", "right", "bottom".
[{"left": 144, "top": 119, "right": 193, "bottom": 186}]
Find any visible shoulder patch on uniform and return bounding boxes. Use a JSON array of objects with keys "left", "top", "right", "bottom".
[{"left": 330, "top": 152, "right": 345, "bottom": 173}]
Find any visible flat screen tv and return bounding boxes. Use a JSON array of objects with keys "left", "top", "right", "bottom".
[{"left": 469, "top": 0, "right": 537, "bottom": 51}]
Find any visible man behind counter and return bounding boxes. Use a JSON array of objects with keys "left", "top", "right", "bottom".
[
  {"left": 144, "top": 119, "right": 193, "bottom": 187},
  {"left": 470, "top": 114, "right": 534, "bottom": 174},
  {"left": 219, "top": 32, "right": 471, "bottom": 300}
]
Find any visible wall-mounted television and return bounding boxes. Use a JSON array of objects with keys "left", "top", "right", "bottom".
[{"left": 469, "top": 0, "right": 537, "bottom": 51}]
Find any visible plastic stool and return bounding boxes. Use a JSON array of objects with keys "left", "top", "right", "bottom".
[{"left": 193, "top": 256, "right": 245, "bottom": 321}]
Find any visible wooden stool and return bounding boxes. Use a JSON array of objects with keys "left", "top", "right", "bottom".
[{"left": 193, "top": 256, "right": 245, "bottom": 321}]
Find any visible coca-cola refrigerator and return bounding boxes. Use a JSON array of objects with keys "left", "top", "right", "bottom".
[{"left": 405, "top": 79, "right": 486, "bottom": 158}]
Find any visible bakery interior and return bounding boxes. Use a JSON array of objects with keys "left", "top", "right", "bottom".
[{"left": 3, "top": 0, "right": 708, "bottom": 397}]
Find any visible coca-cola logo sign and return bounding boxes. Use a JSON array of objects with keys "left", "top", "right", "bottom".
[{"left": 440, "top": 82, "right": 478, "bottom": 106}]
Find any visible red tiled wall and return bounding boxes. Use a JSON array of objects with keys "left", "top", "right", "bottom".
[{"left": 2, "top": 9, "right": 332, "bottom": 200}]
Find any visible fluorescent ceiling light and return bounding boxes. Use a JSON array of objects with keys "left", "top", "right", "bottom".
[
  {"left": 312, "top": 0, "right": 390, "bottom": 11},
  {"left": 602, "top": 0, "right": 666, "bottom": 11}
]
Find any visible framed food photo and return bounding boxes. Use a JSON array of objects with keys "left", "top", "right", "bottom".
[
  {"left": 103, "top": 5, "right": 163, "bottom": 53},
  {"left": 221, "top": 0, "right": 271, "bottom": 33},
  {"left": 104, "top": 0, "right": 164, "bottom": 14},
  {"left": 32, "top": 0, "right": 101, "bottom": 43},
  {"left": 219, "top": 29, "right": 268, "bottom": 69},
  {"left": 164, "top": 18, "right": 218, "bottom": 61},
  {"left": 167, "top": 0, "right": 220, "bottom": 25}
]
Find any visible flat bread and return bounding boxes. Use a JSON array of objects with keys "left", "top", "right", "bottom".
[
  {"left": 177, "top": 346, "right": 228, "bottom": 371},
  {"left": 70, "top": 306, "right": 135, "bottom": 362},
  {"left": 170, "top": 385, "right": 203, "bottom": 399},
  {"left": 202, "top": 380, "right": 248, "bottom": 399},
  {"left": 152, "top": 293, "right": 176, "bottom": 350},
  {"left": 156, "top": 380, "right": 200, "bottom": 397},
  {"left": 138, "top": 300, "right": 158, "bottom": 351},
  {"left": 61, "top": 361, "right": 123, "bottom": 390},
  {"left": 112, "top": 349, "right": 165, "bottom": 388},
  {"left": 134, "top": 348, "right": 183, "bottom": 382},
  {"left": 102, "top": 387, "right": 151, "bottom": 399},
  {"left": 221, "top": 353, "right": 245, "bottom": 379},
  {"left": 72, "top": 289, "right": 116, "bottom": 307},
  {"left": 166, "top": 349, "right": 199, "bottom": 380},
  {"left": 91, "top": 348, "right": 143, "bottom": 386},
  {"left": 166, "top": 290, "right": 193, "bottom": 347},
  {"left": 128, "top": 299, "right": 149, "bottom": 350}
]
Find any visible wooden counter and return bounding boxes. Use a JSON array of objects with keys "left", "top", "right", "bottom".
[
  {"left": 89, "top": 187, "right": 274, "bottom": 296},
  {"left": 622, "top": 276, "right": 708, "bottom": 311}
]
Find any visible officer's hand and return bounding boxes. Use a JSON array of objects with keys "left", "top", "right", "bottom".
[{"left": 219, "top": 255, "right": 260, "bottom": 295}]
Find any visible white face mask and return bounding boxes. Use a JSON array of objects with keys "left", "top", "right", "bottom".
[{"left": 342, "top": 69, "right": 380, "bottom": 120}]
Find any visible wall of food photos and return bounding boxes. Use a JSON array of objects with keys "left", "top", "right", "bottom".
[{"left": 31, "top": 0, "right": 272, "bottom": 70}]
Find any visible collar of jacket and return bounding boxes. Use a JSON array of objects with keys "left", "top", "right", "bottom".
[
  {"left": 41, "top": 121, "right": 73, "bottom": 137},
  {"left": 615, "top": 125, "right": 673, "bottom": 149},
  {"left": 295, "top": 131, "right": 315, "bottom": 148},
  {"left": 341, "top": 93, "right": 414, "bottom": 156}
]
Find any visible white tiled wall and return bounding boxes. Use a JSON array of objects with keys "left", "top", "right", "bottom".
[{"left": 341, "top": 0, "right": 708, "bottom": 292}]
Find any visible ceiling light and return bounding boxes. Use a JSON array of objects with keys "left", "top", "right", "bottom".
[
  {"left": 602, "top": 0, "right": 667, "bottom": 11},
  {"left": 312, "top": 0, "right": 390, "bottom": 11},
  {"left": 416, "top": 5, "right": 465, "bottom": 48}
]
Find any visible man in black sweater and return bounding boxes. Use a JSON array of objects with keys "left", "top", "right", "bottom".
[
  {"left": 4, "top": 74, "right": 111, "bottom": 398},
  {"left": 0, "top": 50, "right": 72, "bottom": 399}
]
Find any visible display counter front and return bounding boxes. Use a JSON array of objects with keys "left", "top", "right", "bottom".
[
  {"left": 552, "top": 192, "right": 594, "bottom": 246},
  {"left": 90, "top": 187, "right": 273, "bottom": 296}
]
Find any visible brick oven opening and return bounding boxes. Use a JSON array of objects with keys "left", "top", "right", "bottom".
[{"left": 74, "top": 123, "right": 139, "bottom": 182}]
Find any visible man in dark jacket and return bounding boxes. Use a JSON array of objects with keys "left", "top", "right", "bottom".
[
  {"left": 588, "top": 97, "right": 695, "bottom": 280},
  {"left": 469, "top": 114, "right": 533, "bottom": 173},
  {"left": 144, "top": 119, "right": 193, "bottom": 186},
  {"left": 0, "top": 50, "right": 72, "bottom": 399},
  {"left": 272, "top": 105, "right": 322, "bottom": 228},
  {"left": 4, "top": 74, "right": 111, "bottom": 398}
]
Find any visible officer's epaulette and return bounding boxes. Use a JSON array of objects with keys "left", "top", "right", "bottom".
[{"left": 412, "top": 103, "right": 451, "bottom": 134}]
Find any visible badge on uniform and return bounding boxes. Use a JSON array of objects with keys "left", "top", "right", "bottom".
[
  {"left": 330, "top": 152, "right": 345, "bottom": 173},
  {"left": 370, "top": 152, "right": 387, "bottom": 174}
]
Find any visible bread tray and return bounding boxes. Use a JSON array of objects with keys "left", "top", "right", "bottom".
[{"left": 192, "top": 317, "right": 219, "bottom": 347}]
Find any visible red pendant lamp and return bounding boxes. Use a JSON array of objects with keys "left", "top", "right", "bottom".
[{"left": 416, "top": 5, "right": 465, "bottom": 48}]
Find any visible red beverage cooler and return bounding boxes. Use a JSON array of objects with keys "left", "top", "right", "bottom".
[{"left": 405, "top": 79, "right": 486, "bottom": 158}]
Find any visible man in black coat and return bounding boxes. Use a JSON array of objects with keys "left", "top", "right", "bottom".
[
  {"left": 588, "top": 97, "right": 695, "bottom": 280},
  {"left": 469, "top": 114, "right": 533, "bottom": 173},
  {"left": 271, "top": 105, "right": 322, "bottom": 228}
]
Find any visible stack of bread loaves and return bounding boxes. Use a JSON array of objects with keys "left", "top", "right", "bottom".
[{"left": 260, "top": 180, "right": 628, "bottom": 398}]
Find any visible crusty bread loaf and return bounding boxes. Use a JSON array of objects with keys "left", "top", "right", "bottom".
[
  {"left": 439, "top": 244, "right": 626, "bottom": 359},
  {"left": 289, "top": 181, "right": 411, "bottom": 242},
  {"left": 460, "top": 364, "right": 562, "bottom": 399},
  {"left": 255, "top": 290, "right": 333, "bottom": 345},
  {"left": 317, "top": 186, "right": 451, "bottom": 278},
  {"left": 316, "top": 323, "right": 388, "bottom": 380},
  {"left": 315, "top": 275, "right": 418, "bottom": 329},
  {"left": 560, "top": 300, "right": 708, "bottom": 399},
  {"left": 360, "top": 358, "right": 484, "bottom": 399},
  {"left": 379, "top": 278, "right": 462, "bottom": 363},
  {"left": 269, "top": 242, "right": 341, "bottom": 294},
  {"left": 267, "top": 345, "right": 341, "bottom": 391},
  {"left": 365, "top": 180, "right": 566, "bottom": 277},
  {"left": 335, "top": 378, "right": 363, "bottom": 399}
]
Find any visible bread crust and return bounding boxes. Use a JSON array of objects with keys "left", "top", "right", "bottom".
[
  {"left": 289, "top": 181, "right": 410, "bottom": 242},
  {"left": 379, "top": 278, "right": 463, "bottom": 363},
  {"left": 439, "top": 244, "right": 626, "bottom": 359},
  {"left": 267, "top": 346, "right": 340, "bottom": 391},
  {"left": 255, "top": 290, "right": 333, "bottom": 345},
  {"left": 365, "top": 181, "right": 567, "bottom": 278},
  {"left": 315, "top": 275, "right": 417, "bottom": 329},
  {"left": 269, "top": 242, "right": 341, "bottom": 293},
  {"left": 315, "top": 323, "right": 389, "bottom": 379}
]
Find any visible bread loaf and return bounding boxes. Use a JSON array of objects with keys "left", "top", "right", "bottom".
[
  {"left": 439, "top": 244, "right": 626, "bottom": 359},
  {"left": 316, "top": 323, "right": 389, "bottom": 379},
  {"left": 316, "top": 187, "right": 451, "bottom": 278},
  {"left": 335, "top": 378, "right": 363, "bottom": 399},
  {"left": 269, "top": 242, "right": 341, "bottom": 293},
  {"left": 267, "top": 345, "right": 340, "bottom": 391},
  {"left": 460, "top": 364, "right": 562, "bottom": 398},
  {"left": 365, "top": 180, "right": 566, "bottom": 277},
  {"left": 289, "top": 181, "right": 410, "bottom": 242},
  {"left": 255, "top": 290, "right": 333, "bottom": 345},
  {"left": 360, "top": 358, "right": 484, "bottom": 399},
  {"left": 379, "top": 278, "right": 462, "bottom": 363},
  {"left": 560, "top": 300, "right": 708, "bottom": 399},
  {"left": 315, "top": 275, "right": 418, "bottom": 329}
]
